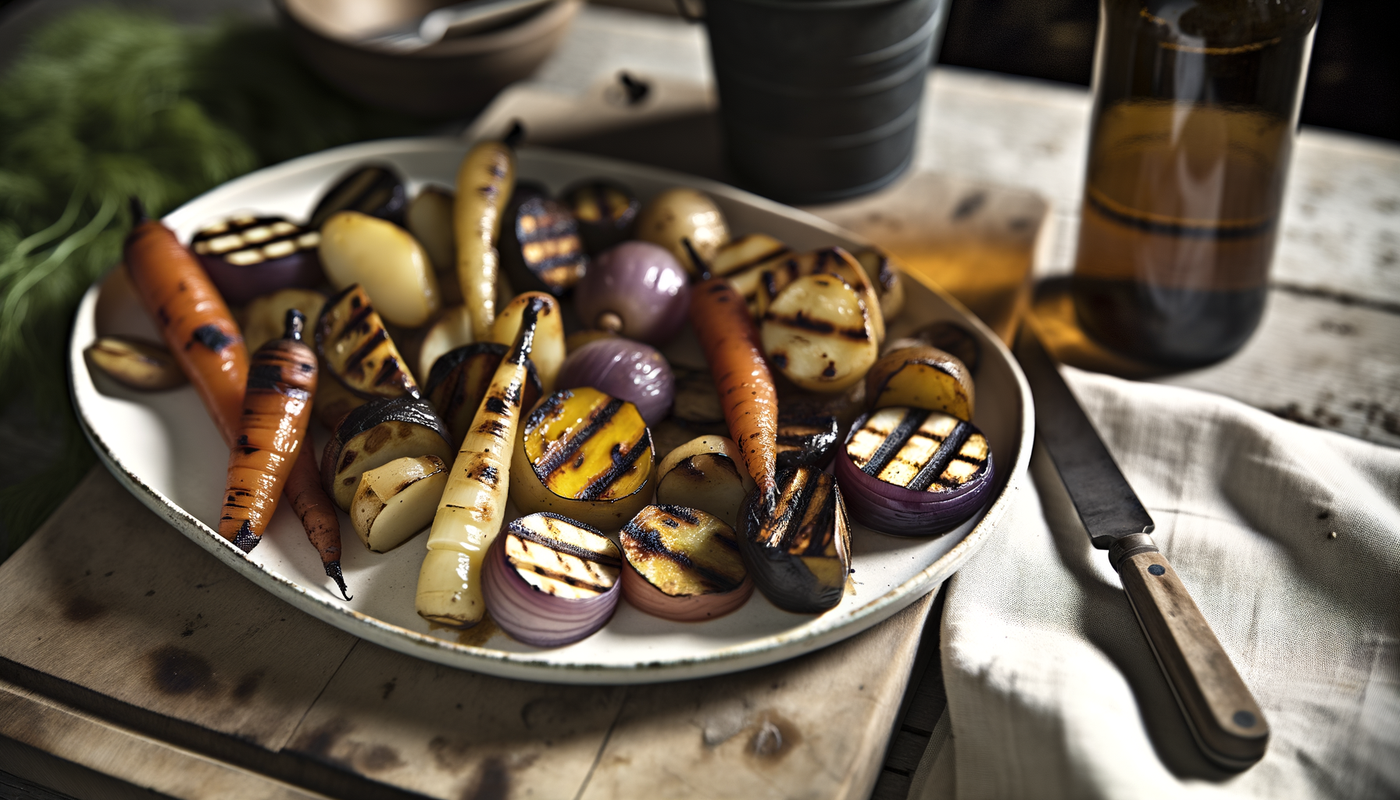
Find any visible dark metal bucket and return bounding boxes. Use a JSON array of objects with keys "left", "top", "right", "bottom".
[{"left": 681, "top": 0, "right": 948, "bottom": 204}]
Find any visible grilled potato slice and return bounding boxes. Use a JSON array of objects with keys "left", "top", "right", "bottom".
[
  {"left": 655, "top": 435, "right": 755, "bottom": 528},
  {"left": 417, "top": 305, "right": 475, "bottom": 380},
  {"left": 424, "top": 342, "right": 542, "bottom": 448},
  {"left": 620, "top": 505, "right": 752, "bottom": 621},
  {"left": 737, "top": 466, "right": 851, "bottom": 614},
  {"left": 851, "top": 247, "right": 906, "bottom": 322},
  {"left": 316, "top": 284, "right": 419, "bottom": 401},
  {"left": 320, "top": 211, "right": 440, "bottom": 328},
  {"left": 712, "top": 233, "right": 792, "bottom": 278},
  {"left": 241, "top": 289, "right": 327, "bottom": 354},
  {"left": 321, "top": 397, "right": 454, "bottom": 510},
  {"left": 510, "top": 387, "right": 655, "bottom": 529},
  {"left": 865, "top": 346, "right": 975, "bottom": 421},
  {"left": 406, "top": 185, "right": 456, "bottom": 273},
  {"left": 350, "top": 455, "right": 449, "bottom": 552},
  {"left": 761, "top": 274, "right": 879, "bottom": 393}
]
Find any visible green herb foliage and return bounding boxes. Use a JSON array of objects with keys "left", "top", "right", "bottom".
[{"left": 0, "top": 8, "right": 425, "bottom": 557}]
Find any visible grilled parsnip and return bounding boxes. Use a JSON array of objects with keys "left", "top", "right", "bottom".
[
  {"left": 316, "top": 284, "right": 419, "bottom": 400},
  {"left": 761, "top": 274, "right": 878, "bottom": 393},
  {"left": 490, "top": 291, "right": 565, "bottom": 394},
  {"left": 426, "top": 342, "right": 542, "bottom": 448},
  {"left": 655, "top": 435, "right": 754, "bottom": 528},
  {"left": 620, "top": 505, "right": 753, "bottom": 621},
  {"left": 416, "top": 292, "right": 560, "bottom": 628},
  {"left": 737, "top": 466, "right": 851, "bottom": 614},
  {"left": 455, "top": 133, "right": 519, "bottom": 340},
  {"left": 350, "top": 455, "right": 449, "bottom": 553},
  {"left": 865, "top": 346, "right": 975, "bottom": 421},
  {"left": 510, "top": 387, "right": 656, "bottom": 529},
  {"left": 320, "top": 396, "right": 455, "bottom": 510}
]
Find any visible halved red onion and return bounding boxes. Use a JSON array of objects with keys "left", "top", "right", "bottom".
[
  {"left": 574, "top": 241, "right": 690, "bottom": 345},
  {"left": 482, "top": 513, "right": 622, "bottom": 647},
  {"left": 835, "top": 407, "right": 995, "bottom": 536},
  {"left": 557, "top": 338, "right": 675, "bottom": 425}
]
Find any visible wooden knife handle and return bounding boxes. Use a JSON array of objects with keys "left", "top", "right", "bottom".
[{"left": 1110, "top": 534, "right": 1269, "bottom": 769}]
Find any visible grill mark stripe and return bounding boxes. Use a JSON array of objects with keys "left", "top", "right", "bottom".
[
  {"left": 907, "top": 422, "right": 972, "bottom": 492},
  {"left": 861, "top": 409, "right": 928, "bottom": 477},
  {"left": 534, "top": 398, "right": 624, "bottom": 478},
  {"left": 576, "top": 433, "right": 648, "bottom": 501},
  {"left": 623, "top": 520, "right": 743, "bottom": 593},
  {"left": 342, "top": 328, "right": 387, "bottom": 374},
  {"left": 505, "top": 528, "right": 623, "bottom": 570}
]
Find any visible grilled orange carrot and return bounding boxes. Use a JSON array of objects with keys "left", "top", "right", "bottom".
[
  {"left": 285, "top": 445, "right": 351, "bottom": 599},
  {"left": 123, "top": 199, "right": 246, "bottom": 445},
  {"left": 691, "top": 278, "right": 778, "bottom": 503},
  {"left": 219, "top": 310, "right": 317, "bottom": 552}
]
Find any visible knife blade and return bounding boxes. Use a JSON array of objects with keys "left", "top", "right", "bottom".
[{"left": 1013, "top": 325, "right": 1269, "bottom": 770}]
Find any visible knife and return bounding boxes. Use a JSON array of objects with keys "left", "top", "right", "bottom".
[{"left": 1012, "top": 325, "right": 1269, "bottom": 770}]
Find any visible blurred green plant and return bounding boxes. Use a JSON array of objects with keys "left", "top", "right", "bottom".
[{"left": 0, "top": 7, "right": 426, "bottom": 557}]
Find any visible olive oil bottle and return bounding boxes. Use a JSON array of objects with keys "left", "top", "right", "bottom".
[{"left": 1071, "top": 0, "right": 1321, "bottom": 367}]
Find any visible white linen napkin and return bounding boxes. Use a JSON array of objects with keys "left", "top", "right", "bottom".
[{"left": 912, "top": 367, "right": 1400, "bottom": 800}]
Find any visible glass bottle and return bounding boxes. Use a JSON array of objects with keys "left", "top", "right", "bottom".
[{"left": 1070, "top": 0, "right": 1322, "bottom": 367}]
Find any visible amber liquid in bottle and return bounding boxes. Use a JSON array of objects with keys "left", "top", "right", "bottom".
[{"left": 1072, "top": 0, "right": 1320, "bottom": 367}]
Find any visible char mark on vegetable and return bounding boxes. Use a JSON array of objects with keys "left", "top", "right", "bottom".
[
  {"left": 860, "top": 409, "right": 928, "bottom": 477},
  {"left": 906, "top": 422, "right": 972, "bottom": 492},
  {"left": 655, "top": 504, "right": 699, "bottom": 524},
  {"left": 532, "top": 398, "right": 624, "bottom": 478},
  {"left": 191, "top": 324, "right": 235, "bottom": 353},
  {"left": 485, "top": 396, "right": 507, "bottom": 414},
  {"left": 506, "top": 525, "right": 622, "bottom": 570},
  {"left": 343, "top": 328, "right": 388, "bottom": 376},
  {"left": 233, "top": 521, "right": 259, "bottom": 553}
]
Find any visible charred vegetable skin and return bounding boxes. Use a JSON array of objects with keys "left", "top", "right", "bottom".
[
  {"left": 837, "top": 407, "right": 994, "bottom": 536},
  {"left": 561, "top": 179, "right": 639, "bottom": 255},
  {"left": 484, "top": 512, "right": 623, "bottom": 646},
  {"left": 190, "top": 215, "right": 322, "bottom": 305},
  {"left": 425, "top": 342, "right": 542, "bottom": 448},
  {"left": 775, "top": 412, "right": 840, "bottom": 471},
  {"left": 320, "top": 396, "right": 455, "bottom": 510},
  {"left": 737, "top": 467, "right": 850, "bottom": 614},
  {"left": 316, "top": 284, "right": 419, "bottom": 400},
  {"left": 620, "top": 505, "right": 753, "bottom": 621},
  {"left": 309, "top": 163, "right": 407, "bottom": 229},
  {"left": 219, "top": 311, "right": 317, "bottom": 552},
  {"left": 501, "top": 193, "right": 588, "bottom": 296},
  {"left": 865, "top": 346, "right": 975, "bottom": 421}
]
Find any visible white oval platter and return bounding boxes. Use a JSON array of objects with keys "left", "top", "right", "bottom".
[{"left": 68, "top": 138, "right": 1033, "bottom": 684}]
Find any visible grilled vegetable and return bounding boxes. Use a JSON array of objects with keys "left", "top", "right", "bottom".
[
  {"left": 574, "top": 241, "right": 691, "bottom": 346},
  {"left": 669, "top": 364, "right": 726, "bottom": 426},
  {"left": 350, "top": 455, "right": 449, "bottom": 553},
  {"left": 561, "top": 179, "right": 639, "bottom": 255},
  {"left": 309, "top": 163, "right": 407, "bottom": 229},
  {"left": 556, "top": 338, "right": 675, "bottom": 425},
  {"left": 620, "top": 505, "right": 752, "bottom": 621},
  {"left": 851, "top": 247, "right": 906, "bottom": 321},
  {"left": 190, "top": 215, "right": 323, "bottom": 305},
  {"left": 424, "top": 342, "right": 542, "bottom": 448},
  {"left": 490, "top": 290, "right": 566, "bottom": 394},
  {"left": 635, "top": 188, "right": 730, "bottom": 276},
  {"left": 711, "top": 233, "right": 791, "bottom": 279},
  {"left": 319, "top": 211, "right": 441, "bottom": 328},
  {"left": 836, "top": 407, "right": 994, "bottom": 536},
  {"left": 240, "top": 289, "right": 326, "bottom": 353},
  {"left": 483, "top": 512, "right": 623, "bottom": 646},
  {"left": 455, "top": 132, "right": 519, "bottom": 341},
  {"left": 284, "top": 443, "right": 351, "bottom": 599},
  {"left": 417, "top": 293, "right": 558, "bottom": 628},
  {"left": 865, "top": 346, "right": 975, "bottom": 421},
  {"left": 775, "top": 412, "right": 840, "bottom": 471},
  {"left": 418, "top": 305, "right": 475, "bottom": 380},
  {"left": 84, "top": 336, "right": 186, "bottom": 391},
  {"left": 737, "top": 466, "right": 850, "bottom": 614},
  {"left": 761, "top": 274, "right": 878, "bottom": 393},
  {"left": 691, "top": 279, "right": 778, "bottom": 502},
  {"left": 218, "top": 311, "right": 317, "bottom": 552},
  {"left": 501, "top": 194, "right": 588, "bottom": 296},
  {"left": 406, "top": 185, "right": 456, "bottom": 272},
  {"left": 320, "top": 396, "right": 454, "bottom": 510},
  {"left": 509, "top": 387, "right": 656, "bottom": 530},
  {"left": 655, "top": 435, "right": 754, "bottom": 528},
  {"left": 729, "top": 247, "right": 886, "bottom": 343},
  {"left": 316, "top": 284, "right": 419, "bottom": 400},
  {"left": 884, "top": 320, "right": 982, "bottom": 376},
  {"left": 314, "top": 376, "right": 368, "bottom": 429},
  {"left": 123, "top": 199, "right": 247, "bottom": 445}
]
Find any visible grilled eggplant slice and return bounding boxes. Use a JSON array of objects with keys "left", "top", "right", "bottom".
[
  {"left": 190, "top": 215, "right": 323, "bottom": 305},
  {"left": 561, "top": 179, "right": 639, "bottom": 255},
  {"left": 510, "top": 387, "right": 656, "bottom": 529},
  {"left": 84, "top": 336, "right": 186, "bottom": 391},
  {"left": 319, "top": 211, "right": 441, "bottom": 328},
  {"left": 424, "top": 342, "right": 542, "bottom": 448},
  {"left": 406, "top": 185, "right": 456, "bottom": 273},
  {"left": 620, "top": 505, "right": 752, "bottom": 621},
  {"left": 761, "top": 274, "right": 878, "bottom": 393},
  {"left": 775, "top": 412, "right": 840, "bottom": 471},
  {"left": 316, "top": 284, "right": 419, "bottom": 400},
  {"left": 737, "top": 467, "right": 851, "bottom": 614},
  {"left": 320, "top": 396, "right": 454, "bottom": 510},
  {"left": 350, "top": 455, "right": 449, "bottom": 553},
  {"left": 501, "top": 195, "right": 588, "bottom": 297},
  {"left": 309, "top": 163, "right": 407, "bottom": 229},
  {"left": 655, "top": 435, "right": 755, "bottom": 528},
  {"left": 865, "top": 346, "right": 975, "bottom": 421}
]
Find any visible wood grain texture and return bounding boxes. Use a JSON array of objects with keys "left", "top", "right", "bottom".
[{"left": 1117, "top": 550, "right": 1269, "bottom": 769}]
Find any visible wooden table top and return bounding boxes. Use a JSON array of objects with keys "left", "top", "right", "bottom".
[{"left": 2, "top": 6, "right": 1398, "bottom": 800}]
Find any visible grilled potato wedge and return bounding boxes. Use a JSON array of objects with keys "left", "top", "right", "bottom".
[
  {"left": 655, "top": 435, "right": 755, "bottom": 528},
  {"left": 510, "top": 387, "right": 656, "bottom": 529},
  {"left": 620, "top": 505, "right": 752, "bottom": 621},
  {"left": 316, "top": 284, "right": 419, "bottom": 400},
  {"left": 417, "top": 305, "right": 475, "bottom": 380},
  {"left": 865, "top": 346, "right": 975, "bottom": 421},
  {"left": 761, "top": 274, "right": 879, "bottom": 393},
  {"left": 406, "top": 185, "right": 456, "bottom": 273},
  {"left": 321, "top": 397, "right": 454, "bottom": 510},
  {"left": 320, "top": 211, "right": 440, "bottom": 328},
  {"left": 350, "top": 455, "right": 449, "bottom": 552},
  {"left": 241, "top": 289, "right": 327, "bottom": 354}
]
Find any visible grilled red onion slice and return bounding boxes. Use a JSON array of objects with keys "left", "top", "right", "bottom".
[
  {"left": 190, "top": 215, "right": 322, "bottom": 305},
  {"left": 557, "top": 338, "right": 675, "bottom": 425},
  {"left": 836, "top": 407, "right": 995, "bottom": 536},
  {"left": 482, "top": 513, "right": 622, "bottom": 647}
]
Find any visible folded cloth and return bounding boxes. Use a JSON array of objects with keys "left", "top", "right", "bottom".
[{"left": 912, "top": 368, "right": 1400, "bottom": 800}]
